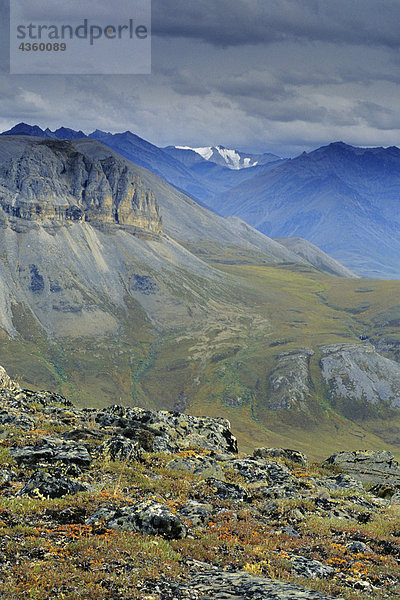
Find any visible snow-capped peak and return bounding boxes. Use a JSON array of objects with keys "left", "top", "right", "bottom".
[{"left": 176, "top": 146, "right": 214, "bottom": 161}]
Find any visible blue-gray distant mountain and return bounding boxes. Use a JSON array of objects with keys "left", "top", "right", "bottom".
[
  {"left": 3, "top": 122, "right": 86, "bottom": 140},
  {"left": 89, "top": 132, "right": 276, "bottom": 202},
  {"left": 214, "top": 142, "right": 400, "bottom": 279}
]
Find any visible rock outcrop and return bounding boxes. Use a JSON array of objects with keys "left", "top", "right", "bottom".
[
  {"left": 320, "top": 343, "right": 400, "bottom": 416},
  {"left": 0, "top": 138, "right": 162, "bottom": 233},
  {"left": 325, "top": 450, "right": 400, "bottom": 488},
  {"left": 0, "top": 365, "right": 399, "bottom": 600},
  {"left": 266, "top": 349, "right": 314, "bottom": 410}
]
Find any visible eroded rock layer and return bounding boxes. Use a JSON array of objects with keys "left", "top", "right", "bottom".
[{"left": 0, "top": 138, "right": 162, "bottom": 232}]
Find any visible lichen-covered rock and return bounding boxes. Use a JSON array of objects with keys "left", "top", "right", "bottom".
[
  {"left": 230, "top": 458, "right": 296, "bottom": 486},
  {"left": 254, "top": 447, "right": 308, "bottom": 465},
  {"left": 206, "top": 478, "right": 249, "bottom": 501},
  {"left": 10, "top": 436, "right": 92, "bottom": 467},
  {"left": 18, "top": 470, "right": 88, "bottom": 499},
  {"left": 97, "top": 437, "right": 143, "bottom": 462},
  {"left": 290, "top": 555, "right": 335, "bottom": 579},
  {"left": 0, "top": 366, "right": 20, "bottom": 391},
  {"left": 167, "top": 455, "right": 225, "bottom": 480},
  {"left": 267, "top": 349, "right": 314, "bottom": 410},
  {"left": 324, "top": 450, "right": 400, "bottom": 487},
  {"left": 87, "top": 500, "right": 186, "bottom": 539},
  {"left": 179, "top": 500, "right": 212, "bottom": 527},
  {"left": 95, "top": 405, "right": 238, "bottom": 454},
  {"left": 0, "top": 409, "right": 35, "bottom": 430},
  {"left": 315, "top": 473, "right": 364, "bottom": 492},
  {"left": 0, "top": 469, "right": 15, "bottom": 486}
]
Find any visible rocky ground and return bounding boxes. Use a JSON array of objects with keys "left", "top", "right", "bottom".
[{"left": 0, "top": 366, "right": 399, "bottom": 600}]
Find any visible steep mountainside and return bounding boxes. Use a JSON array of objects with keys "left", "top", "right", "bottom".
[{"left": 214, "top": 142, "right": 400, "bottom": 279}]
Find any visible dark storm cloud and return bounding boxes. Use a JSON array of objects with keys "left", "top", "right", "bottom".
[{"left": 153, "top": 0, "right": 400, "bottom": 49}]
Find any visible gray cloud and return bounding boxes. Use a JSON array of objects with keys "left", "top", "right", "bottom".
[{"left": 153, "top": 0, "right": 400, "bottom": 49}]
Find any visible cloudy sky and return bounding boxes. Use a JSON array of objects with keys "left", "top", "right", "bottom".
[{"left": 1, "top": 0, "right": 400, "bottom": 156}]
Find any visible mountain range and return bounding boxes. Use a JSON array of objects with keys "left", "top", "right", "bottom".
[
  {"left": 4, "top": 123, "right": 400, "bottom": 278},
  {"left": 1, "top": 125, "right": 400, "bottom": 456}
]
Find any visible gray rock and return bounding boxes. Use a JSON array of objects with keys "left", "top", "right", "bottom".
[
  {"left": 186, "top": 559, "right": 343, "bottom": 599},
  {"left": 324, "top": 450, "right": 400, "bottom": 487},
  {"left": 230, "top": 458, "right": 295, "bottom": 486},
  {"left": 179, "top": 500, "right": 212, "bottom": 527},
  {"left": 0, "top": 409, "right": 35, "bottom": 430},
  {"left": 347, "top": 541, "right": 370, "bottom": 553},
  {"left": 290, "top": 555, "right": 336, "bottom": 579},
  {"left": 0, "top": 469, "right": 15, "bottom": 485},
  {"left": 390, "top": 492, "right": 400, "bottom": 505},
  {"left": 0, "top": 365, "right": 20, "bottom": 391},
  {"left": 167, "top": 456, "right": 225, "bottom": 480},
  {"left": 277, "top": 525, "right": 302, "bottom": 539},
  {"left": 97, "top": 436, "right": 143, "bottom": 462},
  {"left": 206, "top": 478, "right": 249, "bottom": 501},
  {"left": 18, "top": 470, "right": 88, "bottom": 499},
  {"left": 254, "top": 447, "right": 308, "bottom": 465},
  {"left": 267, "top": 349, "right": 314, "bottom": 411},
  {"left": 11, "top": 436, "right": 92, "bottom": 467},
  {"left": 315, "top": 473, "right": 364, "bottom": 492},
  {"left": 95, "top": 405, "right": 238, "bottom": 454},
  {"left": 87, "top": 499, "right": 186, "bottom": 539}
]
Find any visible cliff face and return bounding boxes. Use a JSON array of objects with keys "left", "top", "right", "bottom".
[{"left": 0, "top": 139, "right": 162, "bottom": 233}]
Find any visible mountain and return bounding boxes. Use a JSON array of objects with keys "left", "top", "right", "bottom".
[
  {"left": 1, "top": 134, "right": 400, "bottom": 459},
  {"left": 1, "top": 123, "right": 283, "bottom": 205},
  {"left": 214, "top": 142, "right": 400, "bottom": 279},
  {"left": 2, "top": 122, "right": 86, "bottom": 139},
  {"left": 165, "top": 144, "right": 281, "bottom": 170}
]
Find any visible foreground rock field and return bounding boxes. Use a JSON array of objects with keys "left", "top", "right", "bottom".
[{"left": 0, "top": 367, "right": 399, "bottom": 600}]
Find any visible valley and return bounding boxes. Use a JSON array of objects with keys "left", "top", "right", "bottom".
[{"left": 0, "top": 132, "right": 399, "bottom": 461}]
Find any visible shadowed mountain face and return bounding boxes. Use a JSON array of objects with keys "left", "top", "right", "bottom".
[{"left": 213, "top": 142, "right": 400, "bottom": 279}]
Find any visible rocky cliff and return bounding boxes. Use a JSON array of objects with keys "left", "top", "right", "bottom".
[{"left": 0, "top": 137, "right": 162, "bottom": 232}]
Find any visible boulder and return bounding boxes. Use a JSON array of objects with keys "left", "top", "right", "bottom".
[
  {"left": 206, "top": 478, "right": 249, "bottom": 501},
  {"left": 0, "top": 366, "right": 20, "bottom": 391},
  {"left": 97, "top": 437, "right": 143, "bottom": 462},
  {"left": 290, "top": 555, "right": 335, "bottom": 579},
  {"left": 11, "top": 436, "right": 92, "bottom": 467},
  {"left": 179, "top": 500, "right": 212, "bottom": 527},
  {"left": 254, "top": 447, "right": 308, "bottom": 465},
  {"left": 230, "top": 458, "right": 295, "bottom": 486},
  {"left": 95, "top": 405, "right": 238, "bottom": 454},
  {"left": 0, "top": 409, "right": 35, "bottom": 430},
  {"left": 324, "top": 450, "right": 400, "bottom": 487},
  {"left": 167, "top": 455, "right": 225, "bottom": 480},
  {"left": 315, "top": 473, "right": 364, "bottom": 492},
  {"left": 18, "top": 470, "right": 88, "bottom": 499},
  {"left": 87, "top": 500, "right": 186, "bottom": 539}
]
